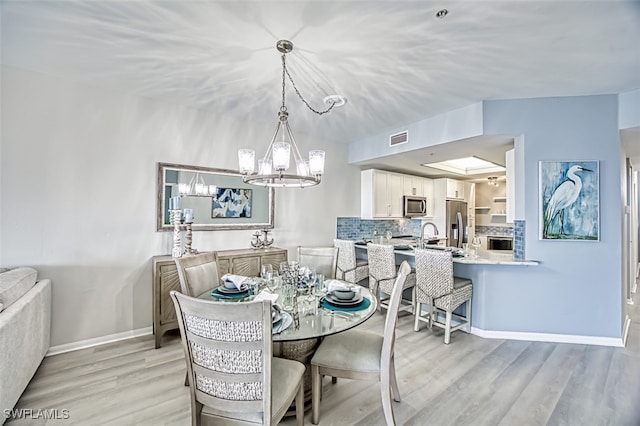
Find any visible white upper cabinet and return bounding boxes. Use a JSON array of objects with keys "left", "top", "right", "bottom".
[
  {"left": 361, "top": 169, "right": 404, "bottom": 219},
  {"left": 436, "top": 178, "right": 466, "bottom": 200},
  {"left": 403, "top": 175, "right": 425, "bottom": 197}
]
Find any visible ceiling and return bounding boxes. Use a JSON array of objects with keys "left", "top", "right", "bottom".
[{"left": 2, "top": 1, "right": 639, "bottom": 174}]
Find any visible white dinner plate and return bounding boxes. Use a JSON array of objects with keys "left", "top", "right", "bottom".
[
  {"left": 217, "top": 284, "right": 248, "bottom": 294},
  {"left": 325, "top": 293, "right": 364, "bottom": 307}
]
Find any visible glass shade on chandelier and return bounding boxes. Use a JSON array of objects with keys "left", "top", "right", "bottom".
[
  {"left": 238, "top": 111, "right": 325, "bottom": 187},
  {"left": 487, "top": 176, "right": 499, "bottom": 186},
  {"left": 178, "top": 172, "right": 216, "bottom": 197},
  {"left": 238, "top": 39, "right": 333, "bottom": 188}
]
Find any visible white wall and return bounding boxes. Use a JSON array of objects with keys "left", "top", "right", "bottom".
[{"left": 0, "top": 66, "right": 361, "bottom": 346}]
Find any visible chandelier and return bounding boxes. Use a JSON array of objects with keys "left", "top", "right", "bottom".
[
  {"left": 238, "top": 40, "right": 344, "bottom": 188},
  {"left": 179, "top": 172, "right": 216, "bottom": 197},
  {"left": 487, "top": 176, "right": 499, "bottom": 186}
]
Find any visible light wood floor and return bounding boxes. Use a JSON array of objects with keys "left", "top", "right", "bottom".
[{"left": 8, "top": 290, "right": 640, "bottom": 425}]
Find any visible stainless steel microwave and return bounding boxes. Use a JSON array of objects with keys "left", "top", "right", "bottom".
[{"left": 403, "top": 196, "right": 427, "bottom": 217}]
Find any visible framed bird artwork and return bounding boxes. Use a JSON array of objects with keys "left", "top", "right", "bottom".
[{"left": 539, "top": 160, "right": 599, "bottom": 241}]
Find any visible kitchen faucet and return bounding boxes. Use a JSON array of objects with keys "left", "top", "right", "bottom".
[{"left": 419, "top": 221, "right": 439, "bottom": 248}]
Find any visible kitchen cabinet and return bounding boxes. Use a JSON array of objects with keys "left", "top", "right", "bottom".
[
  {"left": 435, "top": 178, "right": 466, "bottom": 200},
  {"left": 403, "top": 175, "right": 425, "bottom": 197},
  {"left": 361, "top": 169, "right": 404, "bottom": 219}
]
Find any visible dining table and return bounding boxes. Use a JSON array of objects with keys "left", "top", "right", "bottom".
[{"left": 197, "top": 279, "right": 378, "bottom": 411}]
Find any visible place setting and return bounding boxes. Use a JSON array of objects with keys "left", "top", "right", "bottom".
[
  {"left": 252, "top": 290, "right": 294, "bottom": 334},
  {"left": 320, "top": 280, "right": 371, "bottom": 312},
  {"left": 210, "top": 273, "right": 251, "bottom": 299}
]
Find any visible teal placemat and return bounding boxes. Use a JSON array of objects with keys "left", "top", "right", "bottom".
[
  {"left": 211, "top": 288, "right": 249, "bottom": 300},
  {"left": 321, "top": 296, "right": 371, "bottom": 312}
]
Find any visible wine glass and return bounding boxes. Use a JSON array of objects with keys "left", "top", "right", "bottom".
[
  {"left": 471, "top": 236, "right": 482, "bottom": 258},
  {"left": 261, "top": 264, "right": 273, "bottom": 280}
]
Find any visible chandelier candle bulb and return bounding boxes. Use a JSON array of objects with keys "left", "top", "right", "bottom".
[
  {"left": 258, "top": 159, "right": 272, "bottom": 175},
  {"left": 309, "top": 150, "right": 325, "bottom": 175},
  {"left": 238, "top": 149, "right": 256, "bottom": 174},
  {"left": 273, "top": 141, "right": 291, "bottom": 171}
]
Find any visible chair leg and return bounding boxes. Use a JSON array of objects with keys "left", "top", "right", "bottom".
[
  {"left": 413, "top": 302, "right": 421, "bottom": 331},
  {"left": 444, "top": 310, "right": 452, "bottom": 344},
  {"left": 296, "top": 382, "right": 304, "bottom": 426},
  {"left": 312, "top": 364, "right": 321, "bottom": 425},
  {"left": 390, "top": 357, "right": 401, "bottom": 402},
  {"left": 465, "top": 299, "right": 472, "bottom": 333},
  {"left": 428, "top": 301, "right": 435, "bottom": 329},
  {"left": 380, "top": 368, "right": 396, "bottom": 426}
]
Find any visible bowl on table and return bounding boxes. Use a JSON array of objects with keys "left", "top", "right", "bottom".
[
  {"left": 223, "top": 281, "right": 237, "bottom": 289},
  {"left": 333, "top": 289, "right": 356, "bottom": 300}
]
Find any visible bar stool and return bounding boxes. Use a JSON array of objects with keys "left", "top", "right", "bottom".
[
  {"left": 367, "top": 243, "right": 416, "bottom": 314},
  {"left": 334, "top": 239, "right": 369, "bottom": 285},
  {"left": 413, "top": 248, "right": 472, "bottom": 344}
]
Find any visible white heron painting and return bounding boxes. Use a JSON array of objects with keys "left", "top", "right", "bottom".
[{"left": 540, "top": 161, "right": 599, "bottom": 240}]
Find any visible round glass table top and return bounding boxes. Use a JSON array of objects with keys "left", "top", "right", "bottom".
[{"left": 197, "top": 284, "right": 377, "bottom": 342}]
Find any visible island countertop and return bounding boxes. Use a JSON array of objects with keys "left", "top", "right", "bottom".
[{"left": 354, "top": 243, "right": 539, "bottom": 266}]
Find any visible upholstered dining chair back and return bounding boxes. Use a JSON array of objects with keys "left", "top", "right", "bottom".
[
  {"left": 174, "top": 252, "right": 219, "bottom": 297},
  {"left": 170, "top": 291, "right": 274, "bottom": 424},
  {"left": 334, "top": 239, "right": 369, "bottom": 285},
  {"left": 297, "top": 246, "right": 338, "bottom": 279},
  {"left": 367, "top": 243, "right": 416, "bottom": 315},
  {"left": 414, "top": 248, "right": 455, "bottom": 301},
  {"left": 413, "top": 248, "right": 473, "bottom": 344}
]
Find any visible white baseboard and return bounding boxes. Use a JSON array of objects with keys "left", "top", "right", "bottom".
[
  {"left": 47, "top": 326, "right": 153, "bottom": 356},
  {"left": 622, "top": 315, "right": 631, "bottom": 347},
  {"left": 470, "top": 327, "right": 625, "bottom": 347}
]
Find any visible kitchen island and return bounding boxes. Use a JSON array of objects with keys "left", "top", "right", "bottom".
[{"left": 354, "top": 243, "right": 540, "bottom": 337}]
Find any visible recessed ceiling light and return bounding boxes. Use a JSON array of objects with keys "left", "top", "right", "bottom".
[
  {"left": 435, "top": 9, "right": 448, "bottom": 19},
  {"left": 323, "top": 95, "right": 347, "bottom": 107},
  {"left": 421, "top": 156, "right": 505, "bottom": 175}
]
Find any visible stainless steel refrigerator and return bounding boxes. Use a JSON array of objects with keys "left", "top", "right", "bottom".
[{"left": 446, "top": 200, "right": 468, "bottom": 248}]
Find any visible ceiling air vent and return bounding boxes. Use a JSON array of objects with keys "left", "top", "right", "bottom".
[{"left": 389, "top": 130, "right": 408, "bottom": 147}]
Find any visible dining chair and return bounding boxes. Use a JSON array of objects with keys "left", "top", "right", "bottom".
[
  {"left": 297, "top": 246, "right": 338, "bottom": 279},
  {"left": 174, "top": 252, "right": 220, "bottom": 298},
  {"left": 170, "top": 291, "right": 305, "bottom": 426},
  {"left": 333, "top": 239, "right": 369, "bottom": 285},
  {"left": 310, "top": 261, "right": 411, "bottom": 425},
  {"left": 367, "top": 243, "right": 416, "bottom": 314},
  {"left": 413, "top": 248, "right": 473, "bottom": 344}
]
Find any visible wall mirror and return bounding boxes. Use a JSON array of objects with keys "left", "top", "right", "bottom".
[{"left": 157, "top": 162, "right": 274, "bottom": 231}]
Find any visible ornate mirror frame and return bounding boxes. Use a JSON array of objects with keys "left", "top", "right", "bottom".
[{"left": 156, "top": 162, "right": 275, "bottom": 231}]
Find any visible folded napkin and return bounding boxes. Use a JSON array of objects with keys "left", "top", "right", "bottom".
[
  {"left": 253, "top": 291, "right": 282, "bottom": 317},
  {"left": 221, "top": 273, "right": 249, "bottom": 290},
  {"left": 325, "top": 279, "right": 357, "bottom": 293}
]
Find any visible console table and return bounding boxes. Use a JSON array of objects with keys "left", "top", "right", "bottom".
[{"left": 152, "top": 247, "right": 288, "bottom": 348}]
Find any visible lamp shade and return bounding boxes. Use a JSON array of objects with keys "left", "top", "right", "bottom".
[
  {"left": 238, "top": 149, "right": 255, "bottom": 174},
  {"left": 273, "top": 142, "right": 291, "bottom": 171},
  {"left": 309, "top": 150, "right": 325, "bottom": 175}
]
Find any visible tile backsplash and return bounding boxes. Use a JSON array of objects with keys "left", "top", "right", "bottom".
[
  {"left": 336, "top": 217, "right": 422, "bottom": 240},
  {"left": 475, "top": 225, "right": 513, "bottom": 236}
]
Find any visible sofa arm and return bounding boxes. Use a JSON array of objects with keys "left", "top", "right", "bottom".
[{"left": 0, "top": 279, "right": 51, "bottom": 421}]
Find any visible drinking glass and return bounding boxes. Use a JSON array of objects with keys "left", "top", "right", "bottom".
[
  {"left": 386, "top": 230, "right": 393, "bottom": 243},
  {"left": 471, "top": 236, "right": 482, "bottom": 258},
  {"left": 266, "top": 273, "right": 280, "bottom": 293},
  {"left": 261, "top": 264, "right": 273, "bottom": 280}
]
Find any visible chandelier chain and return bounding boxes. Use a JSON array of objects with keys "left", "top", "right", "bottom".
[{"left": 282, "top": 53, "right": 335, "bottom": 116}]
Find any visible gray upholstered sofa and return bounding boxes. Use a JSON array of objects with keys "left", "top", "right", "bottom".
[{"left": 0, "top": 267, "right": 51, "bottom": 422}]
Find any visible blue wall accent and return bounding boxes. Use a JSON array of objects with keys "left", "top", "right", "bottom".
[
  {"left": 619, "top": 88, "right": 640, "bottom": 130},
  {"left": 483, "top": 95, "right": 622, "bottom": 338}
]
